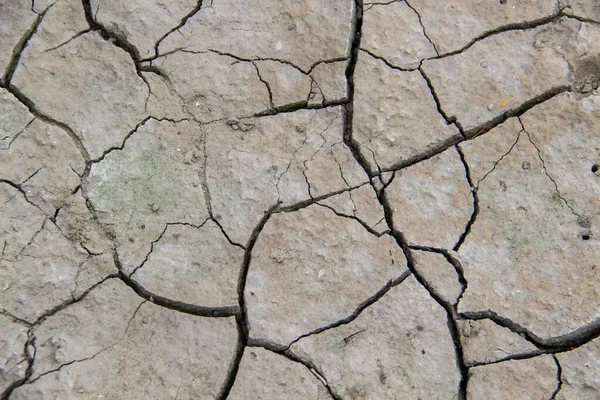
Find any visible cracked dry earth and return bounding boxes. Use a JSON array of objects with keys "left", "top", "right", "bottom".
[{"left": 1, "top": 1, "right": 600, "bottom": 400}]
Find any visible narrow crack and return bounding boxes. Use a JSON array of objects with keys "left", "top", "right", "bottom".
[
  {"left": 1, "top": 4, "right": 52, "bottom": 86},
  {"left": 88, "top": 116, "right": 153, "bottom": 164},
  {"left": 359, "top": 48, "right": 417, "bottom": 71},
  {"left": 522, "top": 120, "right": 579, "bottom": 217},
  {"left": 117, "top": 265, "right": 239, "bottom": 318},
  {"left": 0, "top": 311, "right": 33, "bottom": 328},
  {"left": 145, "top": 0, "right": 205, "bottom": 62},
  {"left": 462, "top": 85, "right": 571, "bottom": 139},
  {"left": 380, "top": 85, "right": 573, "bottom": 174},
  {"left": 27, "top": 299, "right": 147, "bottom": 385},
  {"left": 276, "top": 182, "right": 369, "bottom": 214},
  {"left": 32, "top": 274, "right": 119, "bottom": 327},
  {"left": 3, "top": 117, "right": 35, "bottom": 150},
  {"left": 0, "top": 329, "right": 35, "bottom": 400},
  {"left": 218, "top": 203, "right": 281, "bottom": 397},
  {"left": 208, "top": 48, "right": 308, "bottom": 75},
  {"left": 404, "top": 0, "right": 440, "bottom": 56},
  {"left": 252, "top": 62, "right": 274, "bottom": 109},
  {"left": 550, "top": 355, "right": 563, "bottom": 399},
  {"left": 383, "top": 135, "right": 464, "bottom": 173},
  {"left": 285, "top": 269, "right": 411, "bottom": 350},
  {"left": 3, "top": 84, "right": 90, "bottom": 162},
  {"left": 566, "top": 12, "right": 600, "bottom": 26},
  {"left": 0, "top": 178, "right": 48, "bottom": 218},
  {"left": 253, "top": 98, "right": 349, "bottom": 117},
  {"left": 418, "top": 67, "right": 462, "bottom": 131},
  {"left": 458, "top": 310, "right": 600, "bottom": 353},
  {"left": 127, "top": 223, "right": 175, "bottom": 278},
  {"left": 42, "top": 29, "right": 91, "bottom": 53},
  {"left": 247, "top": 341, "right": 344, "bottom": 400},
  {"left": 453, "top": 145, "right": 480, "bottom": 251},
  {"left": 475, "top": 127, "right": 522, "bottom": 186},
  {"left": 340, "top": 0, "right": 468, "bottom": 396},
  {"left": 430, "top": 10, "right": 567, "bottom": 61},
  {"left": 316, "top": 202, "right": 389, "bottom": 237},
  {"left": 82, "top": 0, "right": 143, "bottom": 69},
  {"left": 211, "top": 218, "right": 246, "bottom": 250},
  {"left": 467, "top": 349, "right": 546, "bottom": 368},
  {"left": 409, "top": 244, "right": 468, "bottom": 308}
]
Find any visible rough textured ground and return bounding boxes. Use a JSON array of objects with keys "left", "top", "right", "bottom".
[{"left": 1, "top": 0, "right": 600, "bottom": 399}]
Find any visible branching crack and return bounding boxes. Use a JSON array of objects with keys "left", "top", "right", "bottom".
[
  {"left": 217, "top": 203, "right": 281, "bottom": 397},
  {"left": 28, "top": 299, "right": 147, "bottom": 385},
  {"left": 359, "top": 48, "right": 417, "bottom": 71},
  {"left": 145, "top": 0, "right": 205, "bottom": 62},
  {"left": 404, "top": 0, "right": 440, "bottom": 56},
  {"left": 0, "top": 329, "right": 36, "bottom": 400},
  {"left": 409, "top": 244, "right": 468, "bottom": 308},
  {"left": 316, "top": 202, "right": 388, "bottom": 237},
  {"left": 475, "top": 128, "right": 522, "bottom": 186},
  {"left": 3, "top": 84, "right": 90, "bottom": 162},
  {"left": 285, "top": 269, "right": 411, "bottom": 350},
  {"left": 0, "top": 178, "right": 48, "bottom": 218},
  {"left": 33, "top": 274, "right": 119, "bottom": 327},
  {"left": 380, "top": 85, "right": 573, "bottom": 174},
  {"left": 247, "top": 341, "right": 344, "bottom": 400},
  {"left": 458, "top": 310, "right": 600, "bottom": 353},
  {"left": 82, "top": 0, "right": 142, "bottom": 67},
  {"left": 276, "top": 182, "right": 369, "bottom": 214}
]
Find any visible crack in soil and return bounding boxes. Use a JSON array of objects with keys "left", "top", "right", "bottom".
[{"left": 2, "top": 0, "right": 600, "bottom": 398}]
